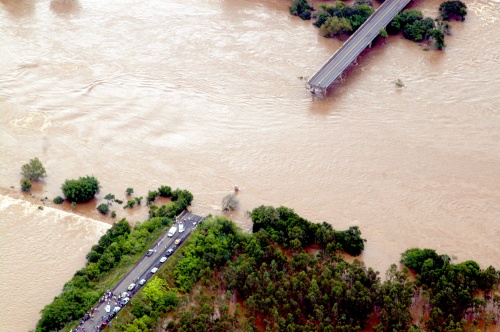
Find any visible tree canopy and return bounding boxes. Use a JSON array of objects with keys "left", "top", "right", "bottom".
[
  {"left": 439, "top": 0, "right": 467, "bottom": 21},
  {"left": 21, "top": 157, "right": 47, "bottom": 180},
  {"left": 61, "top": 175, "right": 100, "bottom": 203}
]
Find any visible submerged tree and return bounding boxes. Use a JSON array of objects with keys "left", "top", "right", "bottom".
[
  {"left": 222, "top": 194, "right": 239, "bottom": 211},
  {"left": 21, "top": 157, "right": 47, "bottom": 180}
]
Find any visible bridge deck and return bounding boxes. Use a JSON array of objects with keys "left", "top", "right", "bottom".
[{"left": 308, "top": 0, "right": 411, "bottom": 94}]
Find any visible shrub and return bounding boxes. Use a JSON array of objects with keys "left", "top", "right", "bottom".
[
  {"left": 114, "top": 199, "right": 123, "bottom": 204},
  {"left": 125, "top": 200, "right": 136, "bottom": 209},
  {"left": 97, "top": 203, "right": 109, "bottom": 215},
  {"left": 53, "top": 196, "right": 64, "bottom": 204},
  {"left": 111, "top": 211, "right": 116, "bottom": 218},
  {"left": 61, "top": 176, "right": 100, "bottom": 203},
  {"left": 21, "top": 157, "right": 47, "bottom": 180},
  {"left": 126, "top": 187, "right": 134, "bottom": 195},
  {"left": 134, "top": 197, "right": 143, "bottom": 205},
  {"left": 21, "top": 178, "right": 32, "bottom": 192}
]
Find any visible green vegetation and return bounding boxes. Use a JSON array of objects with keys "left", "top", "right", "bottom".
[
  {"left": 134, "top": 196, "right": 143, "bottom": 205},
  {"left": 125, "top": 199, "right": 136, "bottom": 209},
  {"left": 387, "top": 9, "right": 450, "bottom": 48},
  {"left": 36, "top": 185, "right": 193, "bottom": 332},
  {"left": 158, "top": 185, "right": 172, "bottom": 197},
  {"left": 126, "top": 187, "right": 134, "bottom": 195},
  {"left": 21, "top": 157, "right": 47, "bottom": 180},
  {"left": 109, "top": 210, "right": 499, "bottom": 332},
  {"left": 314, "top": 2, "right": 374, "bottom": 38},
  {"left": 21, "top": 178, "right": 31, "bottom": 192},
  {"left": 146, "top": 190, "right": 159, "bottom": 205},
  {"left": 290, "top": 0, "right": 313, "bottom": 20},
  {"left": 149, "top": 188, "right": 194, "bottom": 219},
  {"left": 53, "top": 196, "right": 64, "bottom": 204},
  {"left": 61, "top": 175, "right": 100, "bottom": 203},
  {"left": 104, "top": 193, "right": 115, "bottom": 203},
  {"left": 439, "top": 0, "right": 467, "bottom": 21},
  {"left": 97, "top": 203, "right": 109, "bottom": 215},
  {"left": 111, "top": 210, "right": 117, "bottom": 218}
]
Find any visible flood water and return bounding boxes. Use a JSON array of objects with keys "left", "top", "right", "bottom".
[{"left": 1, "top": 0, "right": 499, "bottom": 330}]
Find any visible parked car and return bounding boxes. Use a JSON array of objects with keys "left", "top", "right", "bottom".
[
  {"left": 174, "top": 238, "right": 182, "bottom": 245},
  {"left": 160, "top": 256, "right": 167, "bottom": 263},
  {"left": 127, "top": 283, "right": 136, "bottom": 291},
  {"left": 105, "top": 304, "right": 111, "bottom": 313},
  {"left": 146, "top": 249, "right": 154, "bottom": 257},
  {"left": 113, "top": 306, "right": 121, "bottom": 313},
  {"left": 139, "top": 278, "right": 146, "bottom": 285},
  {"left": 121, "top": 297, "right": 130, "bottom": 305},
  {"left": 151, "top": 267, "right": 158, "bottom": 274},
  {"left": 165, "top": 248, "right": 174, "bottom": 256},
  {"left": 121, "top": 291, "right": 129, "bottom": 298}
]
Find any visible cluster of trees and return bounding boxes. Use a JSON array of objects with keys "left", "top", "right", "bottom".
[
  {"left": 314, "top": 2, "right": 374, "bottom": 38},
  {"left": 110, "top": 213, "right": 500, "bottom": 332},
  {"left": 251, "top": 205, "right": 365, "bottom": 256},
  {"left": 387, "top": 9, "right": 447, "bottom": 48},
  {"left": 149, "top": 187, "right": 194, "bottom": 219},
  {"left": 401, "top": 248, "right": 500, "bottom": 330}
]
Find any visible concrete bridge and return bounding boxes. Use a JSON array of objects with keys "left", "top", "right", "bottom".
[{"left": 308, "top": 0, "right": 412, "bottom": 94}]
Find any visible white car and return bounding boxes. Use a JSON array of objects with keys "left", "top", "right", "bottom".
[
  {"left": 121, "top": 291, "right": 129, "bottom": 298},
  {"left": 113, "top": 306, "right": 121, "bottom": 313},
  {"left": 122, "top": 297, "right": 130, "bottom": 305},
  {"left": 127, "top": 283, "right": 136, "bottom": 291},
  {"left": 139, "top": 278, "right": 146, "bottom": 285},
  {"left": 160, "top": 257, "right": 167, "bottom": 263},
  {"left": 151, "top": 267, "right": 158, "bottom": 274},
  {"left": 105, "top": 304, "right": 111, "bottom": 313}
]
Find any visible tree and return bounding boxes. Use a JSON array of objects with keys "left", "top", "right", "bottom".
[
  {"left": 439, "top": 0, "right": 467, "bottom": 21},
  {"left": 61, "top": 175, "right": 100, "bottom": 203},
  {"left": 104, "top": 193, "right": 115, "bottom": 204},
  {"left": 430, "top": 29, "right": 446, "bottom": 49},
  {"left": 21, "top": 178, "right": 32, "bottom": 192},
  {"left": 290, "top": 0, "right": 313, "bottom": 20},
  {"left": 158, "top": 185, "right": 172, "bottom": 197},
  {"left": 222, "top": 194, "right": 239, "bottom": 211},
  {"left": 21, "top": 157, "right": 47, "bottom": 180},
  {"left": 126, "top": 187, "right": 134, "bottom": 195}
]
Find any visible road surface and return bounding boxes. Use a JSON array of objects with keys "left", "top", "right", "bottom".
[{"left": 74, "top": 212, "right": 203, "bottom": 331}]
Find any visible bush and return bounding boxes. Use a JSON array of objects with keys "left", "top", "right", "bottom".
[
  {"left": 158, "top": 185, "right": 172, "bottom": 197},
  {"left": 111, "top": 211, "right": 116, "bottom": 218},
  {"left": 21, "top": 178, "right": 32, "bottom": 192},
  {"left": 21, "top": 157, "right": 47, "bottom": 180},
  {"left": 134, "top": 196, "right": 143, "bottom": 205},
  {"left": 126, "top": 187, "right": 134, "bottom": 195},
  {"left": 53, "top": 196, "right": 64, "bottom": 204},
  {"left": 125, "top": 200, "right": 136, "bottom": 209},
  {"left": 114, "top": 199, "right": 123, "bottom": 204},
  {"left": 61, "top": 176, "right": 100, "bottom": 203},
  {"left": 97, "top": 203, "right": 109, "bottom": 215}
]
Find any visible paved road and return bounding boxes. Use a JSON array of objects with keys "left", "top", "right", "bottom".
[
  {"left": 308, "top": 0, "right": 412, "bottom": 94},
  {"left": 74, "top": 212, "right": 204, "bottom": 331}
]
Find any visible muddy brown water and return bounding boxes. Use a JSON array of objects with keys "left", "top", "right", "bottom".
[{"left": 1, "top": 0, "right": 499, "bottom": 330}]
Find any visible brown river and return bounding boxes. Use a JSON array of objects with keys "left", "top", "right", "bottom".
[{"left": 1, "top": 0, "right": 499, "bottom": 330}]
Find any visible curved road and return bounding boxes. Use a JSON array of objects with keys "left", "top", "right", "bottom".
[{"left": 308, "top": 0, "right": 412, "bottom": 94}]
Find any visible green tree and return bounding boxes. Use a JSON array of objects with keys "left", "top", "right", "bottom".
[
  {"left": 61, "top": 176, "right": 100, "bottom": 203},
  {"left": 430, "top": 29, "right": 446, "bottom": 49},
  {"left": 290, "top": 0, "right": 313, "bottom": 20},
  {"left": 21, "top": 157, "right": 47, "bottom": 180},
  {"left": 21, "top": 178, "right": 32, "bottom": 192},
  {"left": 439, "top": 0, "right": 467, "bottom": 21},
  {"left": 321, "top": 16, "right": 353, "bottom": 38},
  {"left": 126, "top": 187, "right": 134, "bottom": 195}
]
